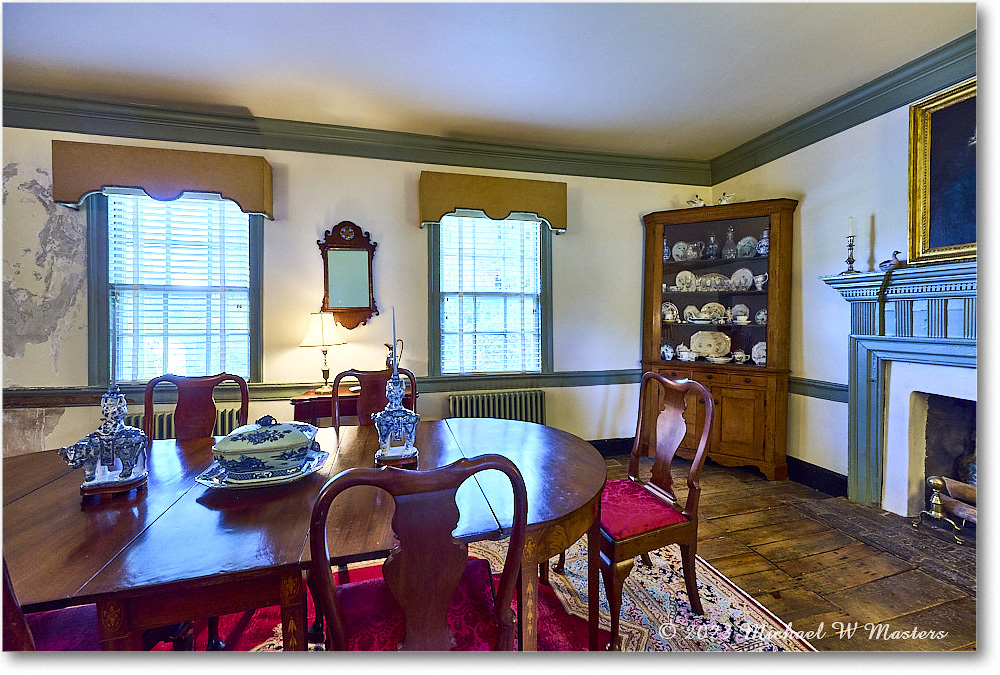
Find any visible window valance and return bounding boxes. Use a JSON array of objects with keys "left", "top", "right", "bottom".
[
  {"left": 418, "top": 171, "right": 567, "bottom": 233},
  {"left": 51, "top": 140, "right": 274, "bottom": 219}
]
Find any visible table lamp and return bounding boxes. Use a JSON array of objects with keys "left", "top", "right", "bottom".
[{"left": 299, "top": 312, "right": 346, "bottom": 395}]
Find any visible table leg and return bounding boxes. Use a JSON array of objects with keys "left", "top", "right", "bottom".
[
  {"left": 587, "top": 514, "right": 602, "bottom": 651},
  {"left": 96, "top": 599, "right": 143, "bottom": 650},
  {"left": 279, "top": 569, "right": 308, "bottom": 651},
  {"left": 517, "top": 551, "right": 539, "bottom": 651}
]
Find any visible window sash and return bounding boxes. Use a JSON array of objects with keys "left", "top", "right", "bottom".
[
  {"left": 88, "top": 192, "right": 263, "bottom": 385},
  {"left": 431, "top": 213, "right": 550, "bottom": 376}
]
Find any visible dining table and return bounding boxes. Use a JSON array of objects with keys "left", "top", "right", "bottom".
[{"left": 3, "top": 417, "right": 606, "bottom": 651}]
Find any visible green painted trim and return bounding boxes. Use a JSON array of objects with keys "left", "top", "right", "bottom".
[
  {"left": 86, "top": 195, "right": 110, "bottom": 386},
  {"left": 415, "top": 369, "right": 642, "bottom": 393},
  {"left": 1, "top": 90, "right": 709, "bottom": 185},
  {"left": 539, "top": 226, "right": 554, "bottom": 373},
  {"left": 712, "top": 31, "right": 976, "bottom": 183},
  {"left": 2, "top": 369, "right": 644, "bottom": 406},
  {"left": 788, "top": 377, "right": 848, "bottom": 403},
  {"left": 2, "top": 31, "right": 974, "bottom": 186},
  {"left": 249, "top": 214, "right": 264, "bottom": 382}
]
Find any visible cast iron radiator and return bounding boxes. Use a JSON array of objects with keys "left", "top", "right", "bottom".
[
  {"left": 447, "top": 390, "right": 545, "bottom": 425},
  {"left": 123, "top": 408, "right": 242, "bottom": 439}
]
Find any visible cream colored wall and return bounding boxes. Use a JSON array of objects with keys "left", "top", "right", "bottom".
[
  {"left": 3, "top": 126, "right": 698, "bottom": 452},
  {"left": 715, "top": 105, "right": 911, "bottom": 473}
]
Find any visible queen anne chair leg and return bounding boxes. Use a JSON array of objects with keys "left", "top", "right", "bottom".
[
  {"left": 679, "top": 544, "right": 703, "bottom": 615},
  {"left": 553, "top": 551, "right": 566, "bottom": 574},
  {"left": 600, "top": 556, "right": 634, "bottom": 651}
]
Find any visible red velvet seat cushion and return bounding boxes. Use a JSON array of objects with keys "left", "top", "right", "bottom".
[
  {"left": 600, "top": 479, "right": 688, "bottom": 540},
  {"left": 25, "top": 605, "right": 100, "bottom": 651},
  {"left": 337, "top": 557, "right": 499, "bottom": 651}
]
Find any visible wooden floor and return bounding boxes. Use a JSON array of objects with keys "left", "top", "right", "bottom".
[{"left": 604, "top": 454, "right": 977, "bottom": 651}]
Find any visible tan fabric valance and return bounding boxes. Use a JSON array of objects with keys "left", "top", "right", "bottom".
[
  {"left": 419, "top": 171, "right": 567, "bottom": 233},
  {"left": 52, "top": 141, "right": 274, "bottom": 219}
]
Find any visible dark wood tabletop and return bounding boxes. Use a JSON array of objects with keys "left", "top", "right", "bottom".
[{"left": 3, "top": 418, "right": 605, "bottom": 651}]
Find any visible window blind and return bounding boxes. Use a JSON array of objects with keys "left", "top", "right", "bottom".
[
  {"left": 107, "top": 192, "right": 251, "bottom": 382},
  {"left": 439, "top": 213, "right": 542, "bottom": 374}
]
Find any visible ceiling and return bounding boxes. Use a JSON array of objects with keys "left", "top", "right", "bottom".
[{"left": 1, "top": 2, "right": 977, "bottom": 161}]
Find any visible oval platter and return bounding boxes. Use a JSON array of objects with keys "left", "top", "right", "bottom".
[{"left": 690, "top": 331, "right": 731, "bottom": 357}]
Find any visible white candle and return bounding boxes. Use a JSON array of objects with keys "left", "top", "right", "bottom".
[
  {"left": 849, "top": 217, "right": 854, "bottom": 237},
  {"left": 391, "top": 306, "right": 397, "bottom": 370}
]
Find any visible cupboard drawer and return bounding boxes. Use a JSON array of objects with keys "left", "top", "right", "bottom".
[
  {"left": 657, "top": 367, "right": 692, "bottom": 381},
  {"left": 729, "top": 373, "right": 768, "bottom": 388}
]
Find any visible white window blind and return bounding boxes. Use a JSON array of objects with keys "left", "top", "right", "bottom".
[
  {"left": 439, "top": 213, "right": 542, "bottom": 374},
  {"left": 107, "top": 192, "right": 251, "bottom": 382}
]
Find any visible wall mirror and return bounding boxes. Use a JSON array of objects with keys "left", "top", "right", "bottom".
[{"left": 318, "top": 221, "right": 378, "bottom": 328}]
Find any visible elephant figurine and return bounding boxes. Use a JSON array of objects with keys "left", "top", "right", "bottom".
[{"left": 58, "top": 384, "right": 148, "bottom": 487}]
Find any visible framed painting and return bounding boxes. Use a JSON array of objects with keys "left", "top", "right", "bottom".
[{"left": 908, "top": 77, "right": 976, "bottom": 265}]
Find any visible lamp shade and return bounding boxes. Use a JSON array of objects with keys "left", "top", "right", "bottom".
[{"left": 299, "top": 313, "right": 347, "bottom": 348}]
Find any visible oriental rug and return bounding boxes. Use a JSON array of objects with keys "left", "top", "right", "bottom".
[{"left": 223, "top": 538, "right": 813, "bottom": 652}]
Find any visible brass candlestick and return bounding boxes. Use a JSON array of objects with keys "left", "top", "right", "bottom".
[{"left": 842, "top": 235, "right": 861, "bottom": 274}]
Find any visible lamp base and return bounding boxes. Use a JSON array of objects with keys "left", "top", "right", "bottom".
[{"left": 315, "top": 383, "right": 333, "bottom": 395}]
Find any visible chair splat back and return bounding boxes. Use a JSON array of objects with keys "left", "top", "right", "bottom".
[
  {"left": 629, "top": 372, "right": 713, "bottom": 515},
  {"left": 143, "top": 373, "right": 250, "bottom": 445},
  {"left": 309, "top": 455, "right": 527, "bottom": 651}
]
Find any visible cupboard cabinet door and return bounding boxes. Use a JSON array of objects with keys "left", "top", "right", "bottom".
[{"left": 709, "top": 385, "right": 765, "bottom": 460}]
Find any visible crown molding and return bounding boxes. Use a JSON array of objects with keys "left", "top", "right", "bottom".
[
  {"left": 1, "top": 90, "right": 710, "bottom": 185},
  {"left": 1, "top": 30, "right": 975, "bottom": 186}
]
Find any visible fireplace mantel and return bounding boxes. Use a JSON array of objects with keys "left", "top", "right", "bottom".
[{"left": 822, "top": 260, "right": 976, "bottom": 506}]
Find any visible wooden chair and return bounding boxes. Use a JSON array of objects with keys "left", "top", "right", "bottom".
[
  {"left": 331, "top": 367, "right": 418, "bottom": 429},
  {"left": 143, "top": 372, "right": 250, "bottom": 447},
  {"left": 3, "top": 557, "right": 193, "bottom": 651},
  {"left": 143, "top": 372, "right": 250, "bottom": 650},
  {"left": 571, "top": 371, "right": 714, "bottom": 650},
  {"left": 308, "top": 455, "right": 528, "bottom": 651}
]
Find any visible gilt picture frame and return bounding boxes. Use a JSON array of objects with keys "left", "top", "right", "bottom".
[{"left": 908, "top": 77, "right": 976, "bottom": 265}]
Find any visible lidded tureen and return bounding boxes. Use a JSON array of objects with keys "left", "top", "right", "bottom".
[{"left": 212, "top": 415, "right": 319, "bottom": 483}]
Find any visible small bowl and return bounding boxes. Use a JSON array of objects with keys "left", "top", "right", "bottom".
[{"left": 213, "top": 415, "right": 319, "bottom": 482}]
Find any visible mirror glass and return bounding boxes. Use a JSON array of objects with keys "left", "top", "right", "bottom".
[{"left": 326, "top": 249, "right": 370, "bottom": 307}]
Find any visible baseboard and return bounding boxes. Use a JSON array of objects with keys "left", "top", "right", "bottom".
[
  {"left": 587, "top": 437, "right": 634, "bottom": 457},
  {"left": 787, "top": 457, "right": 848, "bottom": 498}
]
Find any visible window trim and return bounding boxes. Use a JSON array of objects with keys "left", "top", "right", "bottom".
[
  {"left": 426, "top": 211, "right": 553, "bottom": 377},
  {"left": 86, "top": 193, "right": 263, "bottom": 385}
]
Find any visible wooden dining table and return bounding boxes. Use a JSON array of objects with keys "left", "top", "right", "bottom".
[{"left": 3, "top": 417, "right": 606, "bottom": 651}]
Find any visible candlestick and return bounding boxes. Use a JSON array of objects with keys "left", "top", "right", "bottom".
[{"left": 841, "top": 235, "right": 861, "bottom": 274}]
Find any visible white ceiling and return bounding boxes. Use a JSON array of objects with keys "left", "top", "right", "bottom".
[{"left": 1, "top": 2, "right": 977, "bottom": 160}]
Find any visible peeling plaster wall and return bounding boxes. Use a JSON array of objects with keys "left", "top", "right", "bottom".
[{"left": 3, "top": 127, "right": 687, "bottom": 452}]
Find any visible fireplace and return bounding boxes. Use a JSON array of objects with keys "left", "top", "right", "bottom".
[{"left": 823, "top": 261, "right": 976, "bottom": 514}]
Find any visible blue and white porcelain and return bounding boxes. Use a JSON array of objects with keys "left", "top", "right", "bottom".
[
  {"left": 211, "top": 415, "right": 319, "bottom": 482},
  {"left": 196, "top": 446, "right": 329, "bottom": 489}
]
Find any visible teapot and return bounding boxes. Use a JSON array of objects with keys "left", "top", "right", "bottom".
[{"left": 732, "top": 350, "right": 749, "bottom": 364}]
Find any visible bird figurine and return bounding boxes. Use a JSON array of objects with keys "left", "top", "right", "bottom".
[
  {"left": 718, "top": 192, "right": 736, "bottom": 205},
  {"left": 687, "top": 195, "right": 706, "bottom": 207},
  {"left": 878, "top": 251, "right": 907, "bottom": 271}
]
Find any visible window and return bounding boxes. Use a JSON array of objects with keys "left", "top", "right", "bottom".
[
  {"left": 429, "top": 210, "right": 552, "bottom": 375},
  {"left": 88, "top": 190, "right": 263, "bottom": 384}
]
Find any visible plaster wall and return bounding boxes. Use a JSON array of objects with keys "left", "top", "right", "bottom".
[
  {"left": 716, "top": 105, "right": 912, "bottom": 473},
  {"left": 3, "top": 126, "right": 689, "bottom": 451}
]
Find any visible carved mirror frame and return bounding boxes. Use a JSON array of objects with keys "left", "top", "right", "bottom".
[{"left": 318, "top": 221, "right": 378, "bottom": 329}]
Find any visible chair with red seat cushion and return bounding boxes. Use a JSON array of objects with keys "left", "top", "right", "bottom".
[
  {"left": 580, "top": 371, "right": 714, "bottom": 650},
  {"left": 309, "top": 455, "right": 528, "bottom": 651},
  {"left": 143, "top": 372, "right": 250, "bottom": 650},
  {"left": 331, "top": 367, "right": 418, "bottom": 430},
  {"left": 3, "top": 557, "right": 192, "bottom": 651}
]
